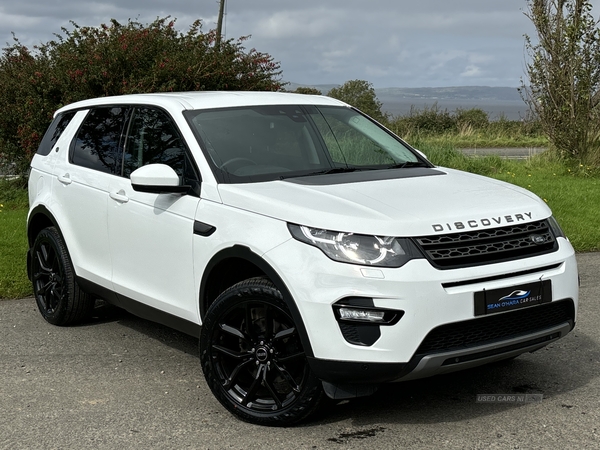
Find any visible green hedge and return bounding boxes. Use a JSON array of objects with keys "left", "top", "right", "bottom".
[{"left": 0, "top": 17, "right": 283, "bottom": 177}]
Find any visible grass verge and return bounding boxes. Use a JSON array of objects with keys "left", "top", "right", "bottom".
[
  {"left": 1, "top": 149, "right": 599, "bottom": 299},
  {"left": 0, "top": 180, "right": 30, "bottom": 299}
]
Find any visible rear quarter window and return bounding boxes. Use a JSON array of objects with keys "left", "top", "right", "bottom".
[{"left": 36, "top": 112, "right": 76, "bottom": 156}]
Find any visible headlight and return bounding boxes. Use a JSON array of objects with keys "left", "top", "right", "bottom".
[
  {"left": 288, "top": 224, "right": 420, "bottom": 268},
  {"left": 547, "top": 215, "right": 566, "bottom": 238}
]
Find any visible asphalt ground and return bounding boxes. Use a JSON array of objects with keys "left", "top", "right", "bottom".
[
  {"left": 1, "top": 253, "right": 598, "bottom": 449},
  {"left": 460, "top": 147, "right": 546, "bottom": 159}
]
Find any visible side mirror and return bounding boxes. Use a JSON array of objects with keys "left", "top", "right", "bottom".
[{"left": 130, "top": 164, "right": 189, "bottom": 194}]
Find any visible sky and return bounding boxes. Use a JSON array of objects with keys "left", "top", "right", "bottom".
[{"left": 0, "top": 0, "right": 594, "bottom": 89}]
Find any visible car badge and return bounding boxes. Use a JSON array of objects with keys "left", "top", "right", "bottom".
[{"left": 530, "top": 234, "right": 547, "bottom": 245}]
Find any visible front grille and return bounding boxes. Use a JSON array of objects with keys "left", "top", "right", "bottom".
[
  {"left": 415, "top": 299, "right": 575, "bottom": 355},
  {"left": 414, "top": 220, "right": 558, "bottom": 269}
]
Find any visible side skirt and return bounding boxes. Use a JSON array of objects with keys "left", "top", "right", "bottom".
[{"left": 76, "top": 277, "right": 201, "bottom": 338}]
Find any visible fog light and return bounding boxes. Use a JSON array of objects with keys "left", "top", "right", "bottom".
[
  {"left": 333, "top": 299, "right": 404, "bottom": 326},
  {"left": 338, "top": 307, "right": 386, "bottom": 322}
]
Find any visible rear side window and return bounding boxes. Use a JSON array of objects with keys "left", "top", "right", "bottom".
[
  {"left": 71, "top": 107, "right": 129, "bottom": 174},
  {"left": 37, "top": 112, "right": 76, "bottom": 156}
]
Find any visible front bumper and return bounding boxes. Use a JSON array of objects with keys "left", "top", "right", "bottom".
[
  {"left": 264, "top": 237, "right": 579, "bottom": 383},
  {"left": 308, "top": 300, "right": 574, "bottom": 384}
]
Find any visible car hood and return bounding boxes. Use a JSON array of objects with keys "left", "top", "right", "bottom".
[{"left": 216, "top": 167, "right": 552, "bottom": 237}]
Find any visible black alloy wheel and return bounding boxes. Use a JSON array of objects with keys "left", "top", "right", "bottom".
[
  {"left": 200, "top": 277, "right": 323, "bottom": 426},
  {"left": 31, "top": 227, "right": 94, "bottom": 325}
]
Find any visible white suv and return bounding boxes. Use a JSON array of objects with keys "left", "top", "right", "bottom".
[{"left": 27, "top": 92, "right": 578, "bottom": 425}]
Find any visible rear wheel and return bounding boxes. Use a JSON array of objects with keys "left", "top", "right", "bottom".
[
  {"left": 200, "top": 277, "right": 322, "bottom": 426},
  {"left": 31, "top": 227, "right": 94, "bottom": 325}
]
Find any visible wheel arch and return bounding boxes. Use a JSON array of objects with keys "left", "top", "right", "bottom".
[
  {"left": 26, "top": 205, "right": 61, "bottom": 281},
  {"left": 199, "top": 245, "right": 314, "bottom": 357}
]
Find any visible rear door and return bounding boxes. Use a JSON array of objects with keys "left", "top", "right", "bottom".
[{"left": 52, "top": 107, "right": 129, "bottom": 289}]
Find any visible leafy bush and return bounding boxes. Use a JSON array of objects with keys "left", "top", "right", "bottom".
[
  {"left": 0, "top": 17, "right": 284, "bottom": 176},
  {"left": 455, "top": 108, "right": 489, "bottom": 129},
  {"left": 388, "top": 104, "right": 544, "bottom": 147},
  {"left": 390, "top": 104, "right": 456, "bottom": 137}
]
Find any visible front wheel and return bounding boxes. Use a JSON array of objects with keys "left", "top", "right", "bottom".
[{"left": 200, "top": 277, "right": 323, "bottom": 426}]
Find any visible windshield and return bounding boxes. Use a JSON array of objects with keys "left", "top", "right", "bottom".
[{"left": 184, "top": 105, "right": 426, "bottom": 183}]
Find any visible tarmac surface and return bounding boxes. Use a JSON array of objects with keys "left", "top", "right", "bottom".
[
  {"left": 460, "top": 147, "right": 546, "bottom": 159},
  {"left": 1, "top": 253, "right": 599, "bottom": 449}
]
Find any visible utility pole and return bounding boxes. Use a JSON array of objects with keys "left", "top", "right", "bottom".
[{"left": 216, "top": 0, "right": 226, "bottom": 48}]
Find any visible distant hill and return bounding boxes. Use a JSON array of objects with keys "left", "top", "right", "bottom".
[
  {"left": 284, "top": 83, "right": 529, "bottom": 120},
  {"left": 374, "top": 86, "right": 522, "bottom": 102},
  {"left": 286, "top": 83, "right": 521, "bottom": 101}
]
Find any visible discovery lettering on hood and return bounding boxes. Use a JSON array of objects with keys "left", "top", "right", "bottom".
[{"left": 431, "top": 212, "right": 533, "bottom": 232}]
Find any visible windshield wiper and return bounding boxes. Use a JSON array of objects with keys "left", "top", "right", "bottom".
[
  {"left": 386, "top": 161, "right": 430, "bottom": 169},
  {"left": 304, "top": 167, "right": 361, "bottom": 176},
  {"left": 278, "top": 167, "right": 361, "bottom": 180}
]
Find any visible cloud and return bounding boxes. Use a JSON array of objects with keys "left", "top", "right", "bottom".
[
  {"left": 0, "top": 0, "right": 564, "bottom": 87},
  {"left": 461, "top": 65, "right": 483, "bottom": 78},
  {"left": 255, "top": 9, "right": 334, "bottom": 39}
]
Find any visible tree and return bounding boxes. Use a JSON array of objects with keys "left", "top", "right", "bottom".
[
  {"left": 522, "top": 0, "right": 600, "bottom": 164},
  {"left": 328, "top": 80, "right": 386, "bottom": 122},
  {"left": 0, "top": 17, "right": 284, "bottom": 176},
  {"left": 293, "top": 86, "right": 322, "bottom": 95}
]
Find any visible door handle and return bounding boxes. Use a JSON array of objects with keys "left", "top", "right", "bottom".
[
  {"left": 57, "top": 173, "right": 72, "bottom": 185},
  {"left": 110, "top": 190, "right": 129, "bottom": 203}
]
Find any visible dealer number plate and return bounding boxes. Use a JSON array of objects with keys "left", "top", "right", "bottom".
[{"left": 474, "top": 280, "right": 552, "bottom": 316}]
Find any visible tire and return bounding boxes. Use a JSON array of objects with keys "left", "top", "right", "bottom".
[
  {"left": 200, "top": 277, "right": 323, "bottom": 426},
  {"left": 31, "top": 227, "right": 94, "bottom": 325}
]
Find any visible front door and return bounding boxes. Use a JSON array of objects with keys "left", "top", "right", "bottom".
[{"left": 107, "top": 107, "right": 201, "bottom": 322}]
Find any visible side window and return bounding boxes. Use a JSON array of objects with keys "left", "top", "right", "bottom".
[
  {"left": 37, "top": 111, "right": 76, "bottom": 156},
  {"left": 71, "top": 107, "right": 129, "bottom": 174},
  {"left": 123, "top": 107, "right": 187, "bottom": 178}
]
